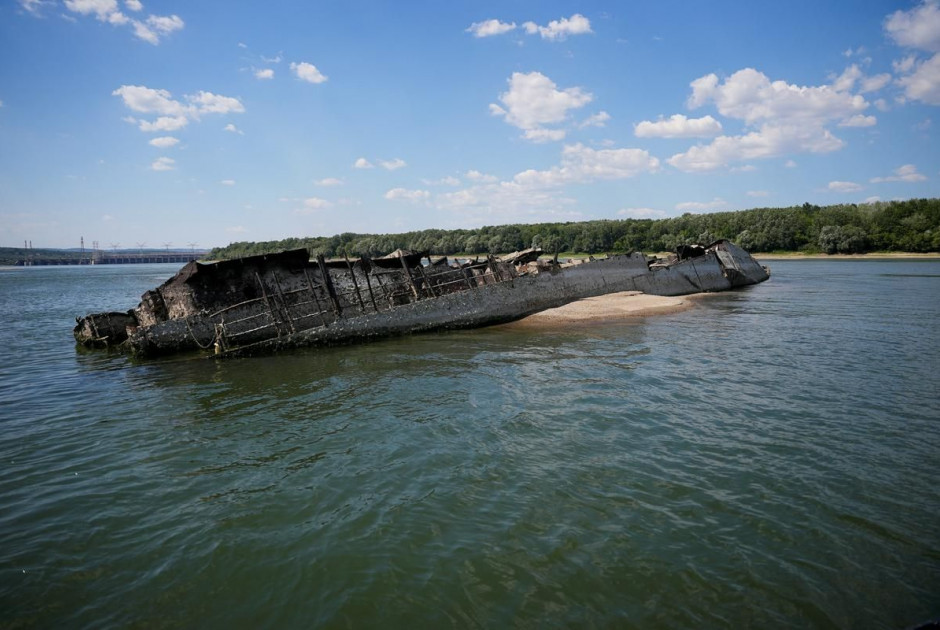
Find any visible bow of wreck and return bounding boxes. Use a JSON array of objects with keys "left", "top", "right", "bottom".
[{"left": 74, "top": 240, "right": 769, "bottom": 358}]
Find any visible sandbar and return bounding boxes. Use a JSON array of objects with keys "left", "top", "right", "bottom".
[{"left": 500, "top": 290, "right": 696, "bottom": 329}]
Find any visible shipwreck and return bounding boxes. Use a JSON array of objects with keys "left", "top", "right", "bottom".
[{"left": 74, "top": 240, "right": 769, "bottom": 358}]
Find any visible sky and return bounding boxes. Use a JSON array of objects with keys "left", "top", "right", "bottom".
[{"left": 1, "top": 0, "right": 939, "bottom": 250}]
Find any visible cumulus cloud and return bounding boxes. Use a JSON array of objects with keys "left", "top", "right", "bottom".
[
  {"left": 838, "top": 114, "right": 877, "bottom": 127},
  {"left": 870, "top": 164, "right": 928, "bottom": 183},
  {"left": 522, "top": 13, "right": 592, "bottom": 41},
  {"left": 220, "top": 179, "right": 235, "bottom": 186},
  {"left": 579, "top": 111, "right": 611, "bottom": 128},
  {"left": 828, "top": 181, "right": 863, "bottom": 192},
  {"left": 466, "top": 170, "right": 499, "bottom": 183},
  {"left": 687, "top": 68, "right": 867, "bottom": 124},
  {"left": 466, "top": 19, "right": 516, "bottom": 37},
  {"left": 380, "top": 158, "right": 407, "bottom": 171},
  {"left": 670, "top": 68, "right": 870, "bottom": 171},
  {"left": 290, "top": 61, "right": 328, "bottom": 84},
  {"left": 150, "top": 156, "right": 175, "bottom": 171},
  {"left": 148, "top": 136, "right": 179, "bottom": 148},
  {"left": 57, "top": 0, "right": 184, "bottom": 44},
  {"left": 353, "top": 158, "right": 373, "bottom": 169},
  {"left": 302, "top": 197, "right": 332, "bottom": 209},
  {"left": 255, "top": 68, "right": 274, "bottom": 80},
  {"left": 490, "top": 71, "right": 592, "bottom": 142},
  {"left": 138, "top": 116, "right": 188, "bottom": 132},
  {"left": 675, "top": 198, "right": 727, "bottom": 212},
  {"left": 385, "top": 188, "right": 430, "bottom": 202},
  {"left": 634, "top": 114, "right": 722, "bottom": 138},
  {"left": 316, "top": 178, "right": 343, "bottom": 187},
  {"left": 513, "top": 143, "right": 659, "bottom": 187},
  {"left": 668, "top": 123, "right": 844, "bottom": 172},
  {"left": 18, "top": 0, "right": 53, "bottom": 16},
  {"left": 523, "top": 128, "right": 567, "bottom": 143},
  {"left": 884, "top": 1, "right": 940, "bottom": 52},
  {"left": 224, "top": 123, "right": 243, "bottom": 134},
  {"left": 896, "top": 53, "right": 940, "bottom": 105},
  {"left": 831, "top": 64, "right": 891, "bottom": 94},
  {"left": 113, "top": 85, "right": 244, "bottom": 134}
]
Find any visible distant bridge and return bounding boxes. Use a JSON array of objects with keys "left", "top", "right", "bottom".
[{"left": 15, "top": 251, "right": 207, "bottom": 266}]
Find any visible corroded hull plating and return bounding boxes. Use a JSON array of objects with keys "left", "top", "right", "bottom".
[{"left": 74, "top": 240, "right": 768, "bottom": 358}]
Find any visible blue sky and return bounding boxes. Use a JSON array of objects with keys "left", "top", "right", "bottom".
[{"left": 2, "top": 1, "right": 939, "bottom": 250}]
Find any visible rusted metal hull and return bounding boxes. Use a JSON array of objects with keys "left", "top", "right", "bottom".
[{"left": 74, "top": 240, "right": 769, "bottom": 358}]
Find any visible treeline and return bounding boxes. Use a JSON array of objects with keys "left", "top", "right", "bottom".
[{"left": 209, "top": 198, "right": 940, "bottom": 260}]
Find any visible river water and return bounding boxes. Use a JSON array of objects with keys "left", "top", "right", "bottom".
[{"left": 0, "top": 259, "right": 938, "bottom": 628}]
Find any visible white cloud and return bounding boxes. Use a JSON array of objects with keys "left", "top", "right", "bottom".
[
  {"left": 513, "top": 143, "right": 659, "bottom": 187},
  {"left": 315, "top": 178, "right": 343, "bottom": 187},
  {"left": 785, "top": 159, "right": 798, "bottom": 168},
  {"left": 125, "top": 0, "right": 142, "bottom": 11},
  {"left": 380, "top": 158, "right": 407, "bottom": 171},
  {"left": 220, "top": 179, "right": 235, "bottom": 186},
  {"left": 522, "top": 13, "right": 592, "bottom": 41},
  {"left": 870, "top": 164, "right": 927, "bottom": 183},
  {"left": 688, "top": 68, "right": 868, "bottom": 125},
  {"left": 896, "top": 53, "right": 940, "bottom": 105},
  {"left": 113, "top": 85, "right": 244, "bottom": 133},
  {"left": 839, "top": 114, "right": 877, "bottom": 127},
  {"left": 261, "top": 54, "right": 282, "bottom": 64},
  {"left": 290, "top": 61, "right": 328, "bottom": 84},
  {"left": 490, "top": 71, "right": 592, "bottom": 141},
  {"left": 385, "top": 188, "right": 430, "bottom": 202},
  {"left": 226, "top": 225, "right": 248, "bottom": 234},
  {"left": 730, "top": 164, "right": 757, "bottom": 173},
  {"left": 675, "top": 198, "right": 727, "bottom": 212},
  {"left": 128, "top": 13, "right": 185, "bottom": 44},
  {"left": 861, "top": 74, "right": 892, "bottom": 93},
  {"left": 255, "top": 68, "right": 274, "bottom": 80},
  {"left": 668, "top": 123, "right": 844, "bottom": 172},
  {"left": 423, "top": 176, "right": 461, "bottom": 186},
  {"left": 670, "top": 67, "right": 872, "bottom": 172},
  {"left": 894, "top": 55, "right": 917, "bottom": 74},
  {"left": 64, "top": 0, "right": 119, "bottom": 20},
  {"left": 466, "top": 170, "right": 499, "bottom": 183},
  {"left": 617, "top": 207, "right": 667, "bottom": 219},
  {"left": 148, "top": 136, "right": 178, "bottom": 148},
  {"left": 19, "top": 0, "right": 54, "bottom": 16},
  {"left": 828, "top": 181, "right": 863, "bottom": 192},
  {"left": 579, "top": 111, "right": 610, "bottom": 128},
  {"left": 189, "top": 91, "right": 245, "bottom": 115},
  {"left": 635, "top": 114, "right": 722, "bottom": 138},
  {"left": 150, "top": 156, "right": 175, "bottom": 171},
  {"left": 864, "top": 196, "right": 882, "bottom": 203},
  {"left": 112, "top": 85, "right": 188, "bottom": 116},
  {"left": 747, "top": 190, "right": 770, "bottom": 197},
  {"left": 138, "top": 116, "right": 188, "bottom": 132},
  {"left": 224, "top": 123, "right": 243, "bottom": 134},
  {"left": 353, "top": 158, "right": 373, "bottom": 169},
  {"left": 301, "top": 197, "right": 332, "bottom": 210},
  {"left": 524, "top": 128, "right": 567, "bottom": 143},
  {"left": 466, "top": 19, "right": 516, "bottom": 37},
  {"left": 884, "top": 1, "right": 940, "bottom": 52}
]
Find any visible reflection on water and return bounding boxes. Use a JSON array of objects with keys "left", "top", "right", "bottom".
[{"left": 0, "top": 260, "right": 939, "bottom": 628}]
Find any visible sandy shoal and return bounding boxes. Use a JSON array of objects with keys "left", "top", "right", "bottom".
[{"left": 499, "top": 290, "right": 697, "bottom": 329}]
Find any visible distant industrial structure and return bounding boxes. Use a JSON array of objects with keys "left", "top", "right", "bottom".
[{"left": 12, "top": 238, "right": 207, "bottom": 266}]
